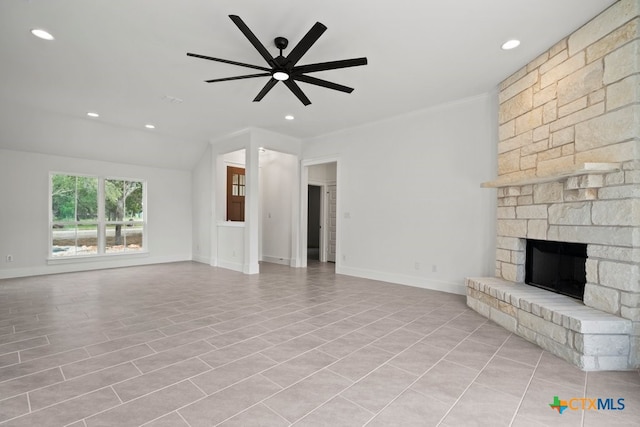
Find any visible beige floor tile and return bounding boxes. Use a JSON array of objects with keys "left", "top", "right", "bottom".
[
  {"left": 206, "top": 324, "right": 271, "bottom": 348},
  {"left": 0, "top": 348, "right": 89, "bottom": 382},
  {"left": 262, "top": 349, "right": 337, "bottom": 388},
  {"left": 474, "top": 355, "right": 536, "bottom": 398},
  {"left": 7, "top": 387, "right": 120, "bottom": 427},
  {"left": 410, "top": 359, "right": 479, "bottom": 405},
  {"left": 293, "top": 396, "right": 373, "bottom": 427},
  {"left": 370, "top": 328, "right": 424, "bottom": 354},
  {"left": 259, "top": 334, "right": 326, "bottom": 363},
  {"left": 144, "top": 411, "right": 190, "bottom": 427},
  {"left": 113, "top": 357, "right": 209, "bottom": 401},
  {"left": 440, "top": 383, "right": 521, "bottom": 426},
  {"left": 133, "top": 340, "right": 214, "bottom": 373},
  {"left": 61, "top": 344, "right": 153, "bottom": 379},
  {"left": 0, "top": 367, "right": 63, "bottom": 401},
  {"left": 264, "top": 369, "right": 351, "bottom": 422},
  {"left": 0, "top": 262, "right": 635, "bottom": 426},
  {"left": 444, "top": 338, "right": 498, "bottom": 371},
  {"left": 0, "top": 394, "right": 29, "bottom": 423},
  {"left": 367, "top": 389, "right": 448, "bottom": 427},
  {"left": 317, "top": 331, "right": 377, "bottom": 359},
  {"left": 218, "top": 403, "right": 289, "bottom": 427},
  {"left": 199, "top": 337, "right": 272, "bottom": 368},
  {"left": 29, "top": 362, "right": 140, "bottom": 411},
  {"left": 191, "top": 353, "right": 276, "bottom": 395},
  {"left": 85, "top": 330, "right": 165, "bottom": 357},
  {"left": 387, "top": 340, "right": 449, "bottom": 375},
  {"left": 147, "top": 327, "right": 216, "bottom": 352},
  {"left": 328, "top": 345, "right": 394, "bottom": 381},
  {"left": 495, "top": 334, "right": 544, "bottom": 367},
  {"left": 85, "top": 380, "right": 204, "bottom": 427},
  {"left": 340, "top": 364, "right": 417, "bottom": 413},
  {"left": 179, "top": 375, "right": 282, "bottom": 427},
  {"left": 420, "top": 325, "right": 471, "bottom": 351}
]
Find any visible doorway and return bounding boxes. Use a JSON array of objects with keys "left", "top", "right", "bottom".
[
  {"left": 307, "top": 185, "right": 321, "bottom": 260},
  {"left": 303, "top": 161, "right": 337, "bottom": 266}
]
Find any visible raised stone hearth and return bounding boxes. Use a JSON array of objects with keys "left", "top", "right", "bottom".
[
  {"left": 467, "top": 277, "right": 631, "bottom": 370},
  {"left": 467, "top": 0, "right": 640, "bottom": 371}
]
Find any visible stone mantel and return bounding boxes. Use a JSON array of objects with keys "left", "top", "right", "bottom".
[{"left": 481, "top": 162, "right": 620, "bottom": 188}]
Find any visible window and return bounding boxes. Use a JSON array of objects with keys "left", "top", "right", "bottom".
[{"left": 50, "top": 173, "right": 146, "bottom": 258}]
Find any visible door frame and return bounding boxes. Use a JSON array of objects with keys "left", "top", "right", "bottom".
[
  {"left": 299, "top": 157, "right": 339, "bottom": 268},
  {"left": 307, "top": 182, "right": 327, "bottom": 262}
]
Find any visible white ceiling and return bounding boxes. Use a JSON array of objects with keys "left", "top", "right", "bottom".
[{"left": 0, "top": 0, "right": 616, "bottom": 170}]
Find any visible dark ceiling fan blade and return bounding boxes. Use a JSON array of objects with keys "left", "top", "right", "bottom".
[
  {"left": 253, "top": 78, "right": 279, "bottom": 102},
  {"left": 229, "top": 15, "right": 275, "bottom": 66},
  {"left": 284, "top": 79, "right": 311, "bottom": 106},
  {"left": 205, "top": 73, "right": 271, "bottom": 83},
  {"left": 293, "top": 74, "right": 354, "bottom": 93},
  {"left": 294, "top": 57, "right": 368, "bottom": 74},
  {"left": 187, "top": 53, "right": 271, "bottom": 72},
  {"left": 285, "top": 22, "right": 327, "bottom": 67}
]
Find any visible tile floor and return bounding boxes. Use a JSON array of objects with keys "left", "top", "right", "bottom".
[{"left": 0, "top": 261, "right": 637, "bottom": 426}]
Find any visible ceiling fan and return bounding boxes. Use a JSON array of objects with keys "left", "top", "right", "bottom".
[{"left": 187, "top": 15, "right": 367, "bottom": 106}]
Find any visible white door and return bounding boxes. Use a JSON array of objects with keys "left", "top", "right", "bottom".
[{"left": 327, "top": 185, "right": 337, "bottom": 262}]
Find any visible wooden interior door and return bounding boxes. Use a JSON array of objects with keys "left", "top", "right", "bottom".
[{"left": 226, "top": 166, "right": 245, "bottom": 221}]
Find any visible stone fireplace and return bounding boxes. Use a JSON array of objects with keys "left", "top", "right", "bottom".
[{"left": 467, "top": 0, "right": 640, "bottom": 371}]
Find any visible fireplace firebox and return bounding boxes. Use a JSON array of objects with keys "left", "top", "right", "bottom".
[{"left": 525, "top": 239, "right": 587, "bottom": 300}]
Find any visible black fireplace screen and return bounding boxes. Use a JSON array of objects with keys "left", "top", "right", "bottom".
[{"left": 525, "top": 239, "right": 587, "bottom": 300}]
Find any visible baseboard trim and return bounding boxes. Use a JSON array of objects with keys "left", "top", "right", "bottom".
[
  {"left": 261, "top": 256, "right": 291, "bottom": 266},
  {"left": 217, "top": 259, "right": 243, "bottom": 272},
  {"left": 191, "top": 255, "right": 210, "bottom": 264},
  {"left": 336, "top": 265, "right": 466, "bottom": 295},
  {"left": 0, "top": 254, "right": 193, "bottom": 279}
]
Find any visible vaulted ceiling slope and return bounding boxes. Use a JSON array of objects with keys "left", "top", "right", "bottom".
[{"left": 0, "top": 0, "right": 616, "bottom": 170}]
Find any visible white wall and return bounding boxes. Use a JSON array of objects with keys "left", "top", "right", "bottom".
[
  {"left": 309, "top": 163, "right": 337, "bottom": 184},
  {"left": 191, "top": 145, "right": 211, "bottom": 264},
  {"left": 302, "top": 93, "right": 498, "bottom": 294},
  {"left": 0, "top": 149, "right": 192, "bottom": 278},
  {"left": 260, "top": 150, "right": 297, "bottom": 265}
]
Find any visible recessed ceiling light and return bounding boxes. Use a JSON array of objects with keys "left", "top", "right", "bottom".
[
  {"left": 145, "top": 124, "right": 156, "bottom": 129},
  {"left": 285, "top": 115, "right": 294, "bottom": 121},
  {"left": 501, "top": 39, "right": 521, "bottom": 50},
  {"left": 31, "top": 29, "right": 54, "bottom": 41},
  {"left": 86, "top": 112, "right": 99, "bottom": 118}
]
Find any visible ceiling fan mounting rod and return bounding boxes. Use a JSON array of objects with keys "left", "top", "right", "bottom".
[{"left": 274, "top": 37, "right": 288, "bottom": 56}]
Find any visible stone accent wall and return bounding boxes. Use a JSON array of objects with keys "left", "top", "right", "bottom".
[
  {"left": 469, "top": 0, "right": 640, "bottom": 370},
  {"left": 497, "top": 0, "right": 640, "bottom": 180}
]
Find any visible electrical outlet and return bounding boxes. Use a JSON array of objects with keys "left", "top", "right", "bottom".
[
  {"left": 432, "top": 264, "right": 437, "bottom": 273},
  {"left": 414, "top": 262, "right": 420, "bottom": 270},
  {"left": 6, "top": 255, "right": 13, "bottom": 262}
]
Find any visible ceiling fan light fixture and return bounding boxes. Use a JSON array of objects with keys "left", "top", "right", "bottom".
[
  {"left": 273, "top": 71, "right": 289, "bottom": 81},
  {"left": 31, "top": 28, "right": 55, "bottom": 41},
  {"left": 501, "top": 39, "right": 521, "bottom": 50}
]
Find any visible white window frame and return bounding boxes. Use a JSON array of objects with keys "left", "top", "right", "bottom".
[{"left": 48, "top": 172, "right": 148, "bottom": 261}]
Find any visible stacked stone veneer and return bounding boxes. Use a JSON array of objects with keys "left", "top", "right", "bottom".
[{"left": 467, "top": 0, "right": 640, "bottom": 371}]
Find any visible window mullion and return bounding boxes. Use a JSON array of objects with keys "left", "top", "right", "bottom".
[{"left": 98, "top": 178, "right": 105, "bottom": 254}]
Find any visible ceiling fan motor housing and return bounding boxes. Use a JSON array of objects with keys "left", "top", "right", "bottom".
[{"left": 274, "top": 37, "right": 289, "bottom": 50}]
